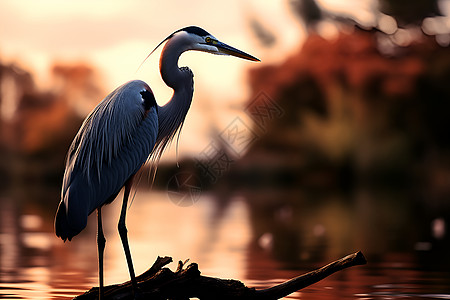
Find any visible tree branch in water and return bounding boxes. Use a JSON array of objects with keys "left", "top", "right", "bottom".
[{"left": 75, "top": 251, "right": 367, "bottom": 299}]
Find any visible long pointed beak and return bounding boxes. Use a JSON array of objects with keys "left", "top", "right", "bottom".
[{"left": 216, "top": 41, "right": 260, "bottom": 62}]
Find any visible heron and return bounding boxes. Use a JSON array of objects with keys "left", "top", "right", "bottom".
[{"left": 54, "top": 26, "right": 259, "bottom": 299}]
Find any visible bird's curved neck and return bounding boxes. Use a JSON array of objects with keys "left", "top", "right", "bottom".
[
  {"left": 155, "top": 39, "right": 194, "bottom": 154},
  {"left": 159, "top": 36, "right": 192, "bottom": 90}
]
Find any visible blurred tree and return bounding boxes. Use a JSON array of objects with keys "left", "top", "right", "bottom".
[
  {"left": 250, "top": 18, "right": 277, "bottom": 47},
  {"left": 379, "top": 0, "right": 442, "bottom": 26},
  {"left": 289, "top": 0, "right": 323, "bottom": 33},
  {"left": 0, "top": 60, "right": 104, "bottom": 186},
  {"left": 244, "top": 28, "right": 450, "bottom": 188},
  {"left": 284, "top": 0, "right": 446, "bottom": 40}
]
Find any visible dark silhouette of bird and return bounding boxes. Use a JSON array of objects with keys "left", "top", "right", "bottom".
[{"left": 54, "top": 26, "right": 259, "bottom": 299}]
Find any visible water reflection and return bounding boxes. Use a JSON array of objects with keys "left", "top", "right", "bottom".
[{"left": 0, "top": 187, "right": 449, "bottom": 299}]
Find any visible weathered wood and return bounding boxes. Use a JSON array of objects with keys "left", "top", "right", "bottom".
[
  {"left": 74, "top": 251, "right": 366, "bottom": 299},
  {"left": 255, "top": 251, "right": 367, "bottom": 299}
]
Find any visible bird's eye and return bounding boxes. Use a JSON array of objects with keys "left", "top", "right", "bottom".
[{"left": 205, "top": 37, "right": 212, "bottom": 44}]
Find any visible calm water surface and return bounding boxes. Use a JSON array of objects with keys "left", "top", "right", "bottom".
[{"left": 0, "top": 188, "right": 449, "bottom": 299}]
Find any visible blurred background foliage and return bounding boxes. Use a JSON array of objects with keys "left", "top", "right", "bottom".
[
  {"left": 242, "top": 26, "right": 450, "bottom": 190},
  {"left": 379, "top": 0, "right": 442, "bottom": 25},
  {"left": 0, "top": 63, "right": 103, "bottom": 191}
]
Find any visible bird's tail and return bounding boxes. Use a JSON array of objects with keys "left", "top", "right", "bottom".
[{"left": 55, "top": 200, "right": 79, "bottom": 242}]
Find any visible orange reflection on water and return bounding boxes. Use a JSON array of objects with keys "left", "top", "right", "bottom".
[
  {"left": 0, "top": 190, "right": 256, "bottom": 299},
  {"left": 2, "top": 188, "right": 450, "bottom": 299},
  {"left": 62, "top": 191, "right": 252, "bottom": 287}
]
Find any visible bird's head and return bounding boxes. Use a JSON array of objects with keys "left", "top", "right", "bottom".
[
  {"left": 178, "top": 26, "right": 260, "bottom": 62},
  {"left": 141, "top": 26, "right": 260, "bottom": 67}
]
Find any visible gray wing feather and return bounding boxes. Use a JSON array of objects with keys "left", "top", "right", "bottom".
[
  {"left": 58, "top": 80, "right": 158, "bottom": 239},
  {"left": 67, "top": 81, "right": 146, "bottom": 181}
]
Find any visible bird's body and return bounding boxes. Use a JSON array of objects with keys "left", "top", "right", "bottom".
[
  {"left": 54, "top": 26, "right": 258, "bottom": 299},
  {"left": 55, "top": 80, "right": 158, "bottom": 240}
]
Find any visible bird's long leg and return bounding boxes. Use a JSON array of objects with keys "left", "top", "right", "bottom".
[
  {"left": 118, "top": 176, "right": 138, "bottom": 296},
  {"left": 97, "top": 207, "right": 106, "bottom": 300}
]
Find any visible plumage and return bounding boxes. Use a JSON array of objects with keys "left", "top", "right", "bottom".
[
  {"left": 53, "top": 26, "right": 259, "bottom": 299},
  {"left": 56, "top": 80, "right": 158, "bottom": 241}
]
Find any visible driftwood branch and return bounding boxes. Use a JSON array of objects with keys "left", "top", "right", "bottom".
[{"left": 74, "top": 251, "right": 366, "bottom": 299}]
